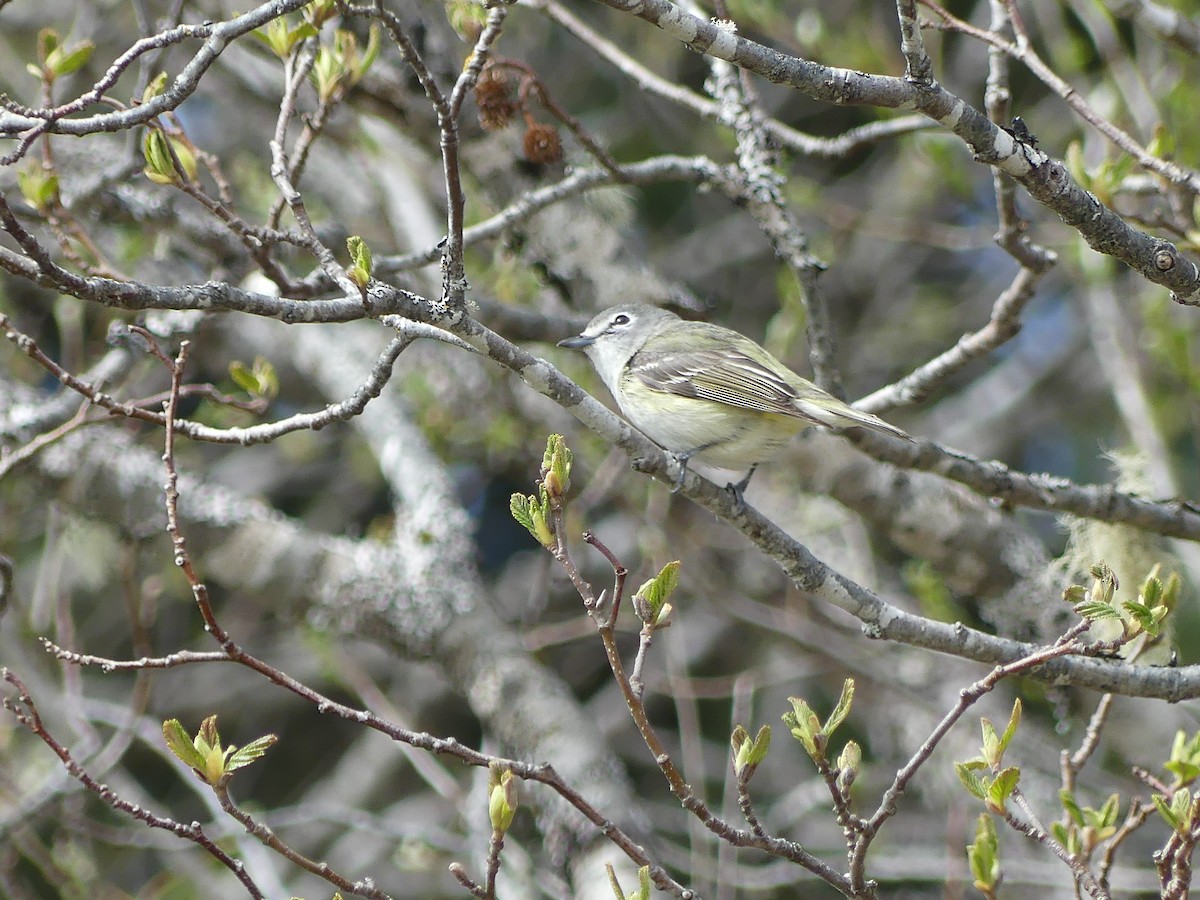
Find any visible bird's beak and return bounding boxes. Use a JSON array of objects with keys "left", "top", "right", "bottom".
[{"left": 557, "top": 333, "right": 595, "bottom": 349}]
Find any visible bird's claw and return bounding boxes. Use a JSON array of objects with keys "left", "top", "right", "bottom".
[
  {"left": 724, "top": 481, "right": 747, "bottom": 514},
  {"left": 670, "top": 456, "right": 689, "bottom": 493},
  {"left": 724, "top": 465, "right": 757, "bottom": 514}
]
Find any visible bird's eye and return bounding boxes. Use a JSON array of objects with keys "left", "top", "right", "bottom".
[{"left": 612, "top": 314, "right": 630, "bottom": 326}]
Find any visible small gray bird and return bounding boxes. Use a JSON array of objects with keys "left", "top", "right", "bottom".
[{"left": 558, "top": 304, "right": 910, "bottom": 499}]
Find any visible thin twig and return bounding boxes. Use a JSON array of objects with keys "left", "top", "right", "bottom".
[
  {"left": 1, "top": 669, "right": 266, "bottom": 898},
  {"left": 574, "top": 531, "right": 862, "bottom": 895},
  {"left": 213, "top": 782, "right": 392, "bottom": 900},
  {"left": 0, "top": 313, "right": 415, "bottom": 446},
  {"left": 919, "top": 0, "right": 1200, "bottom": 195}
]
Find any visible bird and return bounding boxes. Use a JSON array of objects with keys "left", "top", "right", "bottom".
[{"left": 558, "top": 304, "right": 910, "bottom": 504}]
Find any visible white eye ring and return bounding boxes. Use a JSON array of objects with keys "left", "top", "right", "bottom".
[{"left": 612, "top": 314, "right": 630, "bottom": 326}]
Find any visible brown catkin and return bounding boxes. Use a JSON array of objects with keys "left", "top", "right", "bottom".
[{"left": 523, "top": 122, "right": 562, "bottom": 164}]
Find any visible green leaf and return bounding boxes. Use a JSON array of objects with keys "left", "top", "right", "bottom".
[
  {"left": 1091, "top": 562, "right": 1118, "bottom": 604},
  {"left": 446, "top": 0, "right": 490, "bottom": 40},
  {"left": 605, "top": 863, "right": 624, "bottom": 900},
  {"left": 226, "top": 734, "right": 279, "bottom": 772},
  {"left": 1074, "top": 600, "right": 1120, "bottom": 621},
  {"left": 529, "top": 505, "right": 553, "bottom": 548},
  {"left": 311, "top": 44, "right": 343, "bottom": 101},
  {"left": 37, "top": 28, "right": 60, "bottom": 63},
  {"left": 305, "top": 0, "right": 340, "bottom": 26},
  {"left": 142, "top": 129, "right": 174, "bottom": 183},
  {"left": 837, "top": 739, "right": 861, "bottom": 773},
  {"left": 488, "top": 766, "right": 519, "bottom": 833},
  {"left": 1076, "top": 803, "right": 1118, "bottom": 846},
  {"left": 1051, "top": 821, "right": 1070, "bottom": 847},
  {"left": 730, "top": 725, "right": 749, "bottom": 753},
  {"left": 142, "top": 72, "right": 168, "bottom": 104},
  {"left": 358, "top": 25, "right": 381, "bottom": 80},
  {"left": 1122, "top": 600, "right": 1158, "bottom": 636},
  {"left": 1166, "top": 760, "right": 1200, "bottom": 784},
  {"left": 1147, "top": 122, "right": 1176, "bottom": 159},
  {"left": 46, "top": 41, "right": 95, "bottom": 78},
  {"left": 1166, "top": 730, "right": 1200, "bottom": 786},
  {"left": 167, "top": 135, "right": 198, "bottom": 181},
  {"left": 1171, "top": 729, "right": 1188, "bottom": 762},
  {"left": 980, "top": 717, "right": 1001, "bottom": 768},
  {"left": 1096, "top": 793, "right": 1120, "bottom": 830},
  {"left": 510, "top": 493, "right": 535, "bottom": 532},
  {"left": 16, "top": 166, "right": 58, "bottom": 211},
  {"left": 510, "top": 492, "right": 553, "bottom": 547},
  {"left": 229, "top": 360, "right": 259, "bottom": 394},
  {"left": 634, "top": 560, "right": 681, "bottom": 622},
  {"left": 142, "top": 130, "right": 196, "bottom": 184},
  {"left": 1062, "top": 584, "right": 1087, "bottom": 604},
  {"left": 955, "top": 761, "right": 988, "bottom": 800},
  {"left": 836, "top": 740, "right": 861, "bottom": 791},
  {"left": 1060, "top": 788, "right": 1084, "bottom": 826},
  {"left": 1162, "top": 572, "right": 1182, "bottom": 613},
  {"left": 346, "top": 235, "right": 373, "bottom": 288},
  {"left": 1065, "top": 141, "right": 1089, "bottom": 189},
  {"left": 198, "top": 715, "right": 220, "bottom": 755},
  {"left": 1063, "top": 825, "right": 1083, "bottom": 857},
  {"left": 1141, "top": 569, "right": 1163, "bottom": 607},
  {"left": 635, "top": 866, "right": 651, "bottom": 899},
  {"left": 733, "top": 724, "right": 771, "bottom": 774},
  {"left": 1172, "top": 788, "right": 1194, "bottom": 828},
  {"left": 195, "top": 715, "right": 230, "bottom": 784},
  {"left": 986, "top": 766, "right": 1021, "bottom": 814},
  {"left": 823, "top": 678, "right": 855, "bottom": 736},
  {"left": 998, "top": 699, "right": 1022, "bottom": 756},
  {"left": 255, "top": 18, "right": 319, "bottom": 59},
  {"left": 228, "top": 357, "right": 278, "bottom": 400},
  {"left": 966, "top": 813, "right": 1000, "bottom": 890},
  {"left": 253, "top": 20, "right": 287, "bottom": 57},
  {"left": 904, "top": 560, "right": 955, "bottom": 621},
  {"left": 783, "top": 698, "right": 824, "bottom": 760},
  {"left": 162, "top": 719, "right": 206, "bottom": 770},
  {"left": 1155, "top": 792, "right": 1184, "bottom": 833},
  {"left": 540, "top": 434, "right": 572, "bottom": 501},
  {"left": 744, "top": 724, "right": 772, "bottom": 768}
]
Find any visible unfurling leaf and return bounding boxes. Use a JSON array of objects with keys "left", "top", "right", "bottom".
[
  {"left": 955, "top": 759, "right": 988, "bottom": 800},
  {"left": 163, "top": 718, "right": 205, "bottom": 770},
  {"left": 967, "top": 813, "right": 1000, "bottom": 893},
  {"left": 17, "top": 165, "right": 58, "bottom": 211},
  {"left": 823, "top": 678, "right": 855, "bottom": 736},
  {"left": 346, "top": 235, "right": 373, "bottom": 288},
  {"left": 783, "top": 697, "right": 825, "bottom": 760},
  {"left": 633, "top": 560, "right": 681, "bottom": 626},
  {"left": 226, "top": 734, "right": 279, "bottom": 772},
  {"left": 142, "top": 130, "right": 197, "bottom": 184},
  {"left": 540, "top": 434, "right": 572, "bottom": 503},
  {"left": 732, "top": 724, "right": 771, "bottom": 778},
  {"left": 164, "top": 715, "right": 276, "bottom": 786},
  {"left": 488, "top": 764, "right": 519, "bottom": 833}
]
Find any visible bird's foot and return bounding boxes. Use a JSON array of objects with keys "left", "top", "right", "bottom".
[
  {"left": 724, "top": 466, "right": 758, "bottom": 514},
  {"left": 631, "top": 453, "right": 690, "bottom": 491},
  {"left": 670, "top": 454, "right": 691, "bottom": 493}
]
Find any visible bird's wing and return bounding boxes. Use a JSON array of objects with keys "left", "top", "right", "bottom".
[
  {"left": 630, "top": 345, "right": 913, "bottom": 440},
  {"left": 629, "top": 347, "right": 822, "bottom": 421}
]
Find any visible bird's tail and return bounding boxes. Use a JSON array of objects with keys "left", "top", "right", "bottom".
[{"left": 798, "top": 397, "right": 912, "bottom": 441}]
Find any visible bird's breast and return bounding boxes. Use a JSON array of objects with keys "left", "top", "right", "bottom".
[{"left": 615, "top": 382, "right": 806, "bottom": 468}]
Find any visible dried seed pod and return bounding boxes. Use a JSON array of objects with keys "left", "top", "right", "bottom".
[
  {"left": 475, "top": 68, "right": 517, "bottom": 131},
  {"left": 522, "top": 121, "right": 562, "bottom": 164}
]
